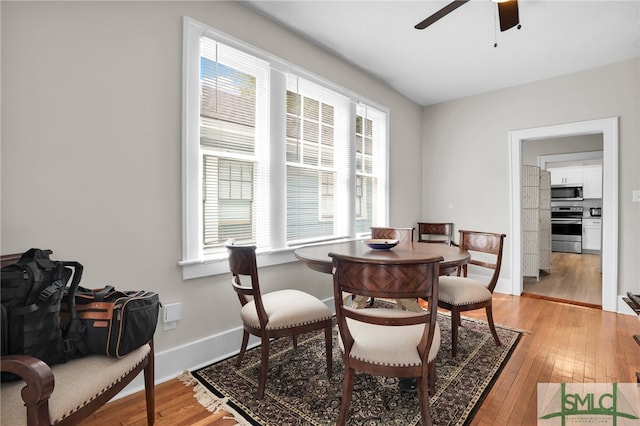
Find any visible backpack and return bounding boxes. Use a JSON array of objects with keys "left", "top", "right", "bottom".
[{"left": 1, "top": 249, "right": 86, "bottom": 371}]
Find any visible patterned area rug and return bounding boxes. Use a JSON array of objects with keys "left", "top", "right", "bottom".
[{"left": 180, "top": 311, "right": 523, "bottom": 426}]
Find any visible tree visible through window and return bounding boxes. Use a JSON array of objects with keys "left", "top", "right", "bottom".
[
  {"left": 199, "top": 40, "right": 264, "bottom": 250},
  {"left": 181, "top": 18, "right": 388, "bottom": 276}
]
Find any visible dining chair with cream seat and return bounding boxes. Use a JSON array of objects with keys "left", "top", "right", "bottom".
[
  {"left": 330, "top": 252, "right": 442, "bottom": 426},
  {"left": 225, "top": 240, "right": 333, "bottom": 399},
  {"left": 329, "top": 253, "right": 442, "bottom": 425},
  {"left": 417, "top": 222, "right": 454, "bottom": 245},
  {"left": 370, "top": 226, "right": 414, "bottom": 247},
  {"left": 437, "top": 230, "right": 506, "bottom": 357},
  {"left": 358, "top": 227, "right": 415, "bottom": 310}
]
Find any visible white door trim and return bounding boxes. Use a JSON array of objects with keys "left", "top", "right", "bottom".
[{"left": 509, "top": 117, "right": 619, "bottom": 312}]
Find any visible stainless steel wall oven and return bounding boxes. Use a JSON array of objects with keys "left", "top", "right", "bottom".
[{"left": 551, "top": 206, "right": 583, "bottom": 253}]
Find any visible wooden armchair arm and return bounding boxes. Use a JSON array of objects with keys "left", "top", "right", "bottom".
[{"left": 1, "top": 355, "right": 54, "bottom": 425}]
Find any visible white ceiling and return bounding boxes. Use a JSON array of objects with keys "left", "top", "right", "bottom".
[{"left": 243, "top": 0, "right": 640, "bottom": 106}]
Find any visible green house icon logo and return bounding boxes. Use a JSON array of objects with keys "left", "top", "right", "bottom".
[{"left": 538, "top": 383, "right": 640, "bottom": 425}]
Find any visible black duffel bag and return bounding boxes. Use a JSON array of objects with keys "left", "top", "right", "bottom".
[{"left": 63, "top": 285, "right": 160, "bottom": 358}]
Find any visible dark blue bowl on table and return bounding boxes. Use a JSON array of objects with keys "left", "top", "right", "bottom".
[{"left": 363, "top": 239, "right": 399, "bottom": 250}]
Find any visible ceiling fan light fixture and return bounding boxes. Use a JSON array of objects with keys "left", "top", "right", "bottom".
[
  {"left": 497, "top": 0, "right": 520, "bottom": 31},
  {"left": 414, "top": 0, "right": 519, "bottom": 31}
]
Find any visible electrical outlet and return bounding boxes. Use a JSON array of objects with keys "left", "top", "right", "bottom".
[
  {"left": 163, "top": 303, "right": 181, "bottom": 322},
  {"left": 162, "top": 303, "right": 181, "bottom": 331}
]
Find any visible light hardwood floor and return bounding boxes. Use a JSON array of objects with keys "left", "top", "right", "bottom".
[
  {"left": 523, "top": 251, "right": 602, "bottom": 307},
  {"left": 82, "top": 294, "right": 640, "bottom": 426}
]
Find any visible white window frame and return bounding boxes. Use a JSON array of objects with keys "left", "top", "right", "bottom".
[{"left": 179, "top": 17, "right": 389, "bottom": 279}]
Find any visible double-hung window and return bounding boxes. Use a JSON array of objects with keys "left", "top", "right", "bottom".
[
  {"left": 199, "top": 38, "right": 270, "bottom": 251},
  {"left": 285, "top": 77, "right": 352, "bottom": 244},
  {"left": 181, "top": 17, "right": 388, "bottom": 279}
]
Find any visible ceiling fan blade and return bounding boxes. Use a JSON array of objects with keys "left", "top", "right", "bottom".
[
  {"left": 498, "top": 0, "right": 520, "bottom": 32},
  {"left": 415, "top": 0, "right": 471, "bottom": 30}
]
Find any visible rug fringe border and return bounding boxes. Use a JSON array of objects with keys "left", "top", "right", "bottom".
[
  {"left": 178, "top": 371, "right": 254, "bottom": 426},
  {"left": 180, "top": 312, "right": 526, "bottom": 426}
]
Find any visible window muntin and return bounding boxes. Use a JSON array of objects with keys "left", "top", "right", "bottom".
[
  {"left": 181, "top": 18, "right": 388, "bottom": 277},
  {"left": 199, "top": 37, "right": 269, "bottom": 253},
  {"left": 285, "top": 83, "right": 343, "bottom": 242},
  {"left": 354, "top": 106, "right": 386, "bottom": 235}
]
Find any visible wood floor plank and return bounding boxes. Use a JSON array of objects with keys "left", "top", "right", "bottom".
[
  {"left": 523, "top": 252, "right": 602, "bottom": 306},
  {"left": 80, "top": 294, "right": 640, "bottom": 426}
]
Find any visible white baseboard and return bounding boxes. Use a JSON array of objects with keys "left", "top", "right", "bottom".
[
  {"left": 115, "top": 291, "right": 638, "bottom": 400},
  {"left": 485, "top": 277, "right": 636, "bottom": 318},
  {"left": 617, "top": 295, "right": 637, "bottom": 316},
  {"left": 493, "top": 276, "right": 511, "bottom": 295},
  {"left": 116, "top": 298, "right": 335, "bottom": 399},
  {"left": 117, "top": 322, "right": 252, "bottom": 398}
]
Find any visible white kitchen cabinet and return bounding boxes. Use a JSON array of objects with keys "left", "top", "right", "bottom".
[
  {"left": 582, "top": 164, "right": 603, "bottom": 199},
  {"left": 549, "top": 167, "right": 583, "bottom": 185},
  {"left": 583, "top": 218, "right": 602, "bottom": 251}
]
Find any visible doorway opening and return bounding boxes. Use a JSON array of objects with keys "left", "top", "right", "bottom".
[
  {"left": 509, "top": 117, "right": 619, "bottom": 312},
  {"left": 521, "top": 144, "right": 604, "bottom": 308}
]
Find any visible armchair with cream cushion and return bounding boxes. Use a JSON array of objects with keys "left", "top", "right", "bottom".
[
  {"left": 1, "top": 344, "right": 154, "bottom": 425},
  {"left": 0, "top": 252, "right": 155, "bottom": 426}
]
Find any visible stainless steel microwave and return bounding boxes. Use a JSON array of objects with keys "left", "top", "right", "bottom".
[{"left": 551, "top": 185, "right": 583, "bottom": 201}]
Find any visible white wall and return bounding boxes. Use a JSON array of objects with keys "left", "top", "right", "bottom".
[
  {"left": 3, "top": 0, "right": 638, "bottom": 387},
  {"left": 421, "top": 57, "right": 640, "bottom": 296},
  {"left": 1, "top": 0, "right": 423, "bottom": 378},
  {"left": 521, "top": 134, "right": 603, "bottom": 167}
]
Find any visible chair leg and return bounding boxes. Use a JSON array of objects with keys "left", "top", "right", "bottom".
[
  {"left": 236, "top": 330, "right": 250, "bottom": 367},
  {"left": 325, "top": 321, "right": 333, "bottom": 378},
  {"left": 416, "top": 376, "right": 433, "bottom": 426},
  {"left": 257, "top": 335, "right": 270, "bottom": 399},
  {"left": 485, "top": 305, "right": 502, "bottom": 346},
  {"left": 451, "top": 308, "right": 461, "bottom": 357},
  {"left": 292, "top": 334, "right": 298, "bottom": 349},
  {"left": 144, "top": 342, "right": 155, "bottom": 426},
  {"left": 337, "top": 367, "right": 355, "bottom": 426},
  {"left": 428, "top": 360, "right": 436, "bottom": 395}
]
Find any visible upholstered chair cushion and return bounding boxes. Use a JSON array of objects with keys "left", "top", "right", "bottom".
[
  {"left": 241, "top": 289, "right": 332, "bottom": 330},
  {"left": 438, "top": 276, "right": 492, "bottom": 306},
  {"left": 338, "top": 308, "right": 440, "bottom": 366},
  {"left": 1, "top": 343, "right": 151, "bottom": 425}
]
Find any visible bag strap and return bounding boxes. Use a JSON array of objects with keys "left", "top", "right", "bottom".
[
  {"left": 38, "top": 263, "right": 67, "bottom": 300},
  {"left": 60, "top": 261, "right": 89, "bottom": 357},
  {"left": 17, "top": 248, "right": 54, "bottom": 267},
  {"left": 9, "top": 262, "right": 68, "bottom": 316},
  {"left": 93, "top": 285, "right": 116, "bottom": 302}
]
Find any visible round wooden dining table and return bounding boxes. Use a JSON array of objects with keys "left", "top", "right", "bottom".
[
  {"left": 294, "top": 239, "right": 470, "bottom": 277},
  {"left": 295, "top": 239, "right": 471, "bottom": 392}
]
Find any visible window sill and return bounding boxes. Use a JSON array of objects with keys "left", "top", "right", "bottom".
[{"left": 179, "top": 248, "right": 299, "bottom": 280}]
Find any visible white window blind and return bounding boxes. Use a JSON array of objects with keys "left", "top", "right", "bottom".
[
  {"left": 181, "top": 17, "right": 389, "bottom": 278},
  {"left": 285, "top": 76, "right": 351, "bottom": 245},
  {"left": 355, "top": 104, "right": 388, "bottom": 237},
  {"left": 199, "top": 37, "right": 270, "bottom": 254}
]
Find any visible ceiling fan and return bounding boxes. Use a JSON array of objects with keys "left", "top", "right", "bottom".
[{"left": 415, "top": 0, "right": 520, "bottom": 32}]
